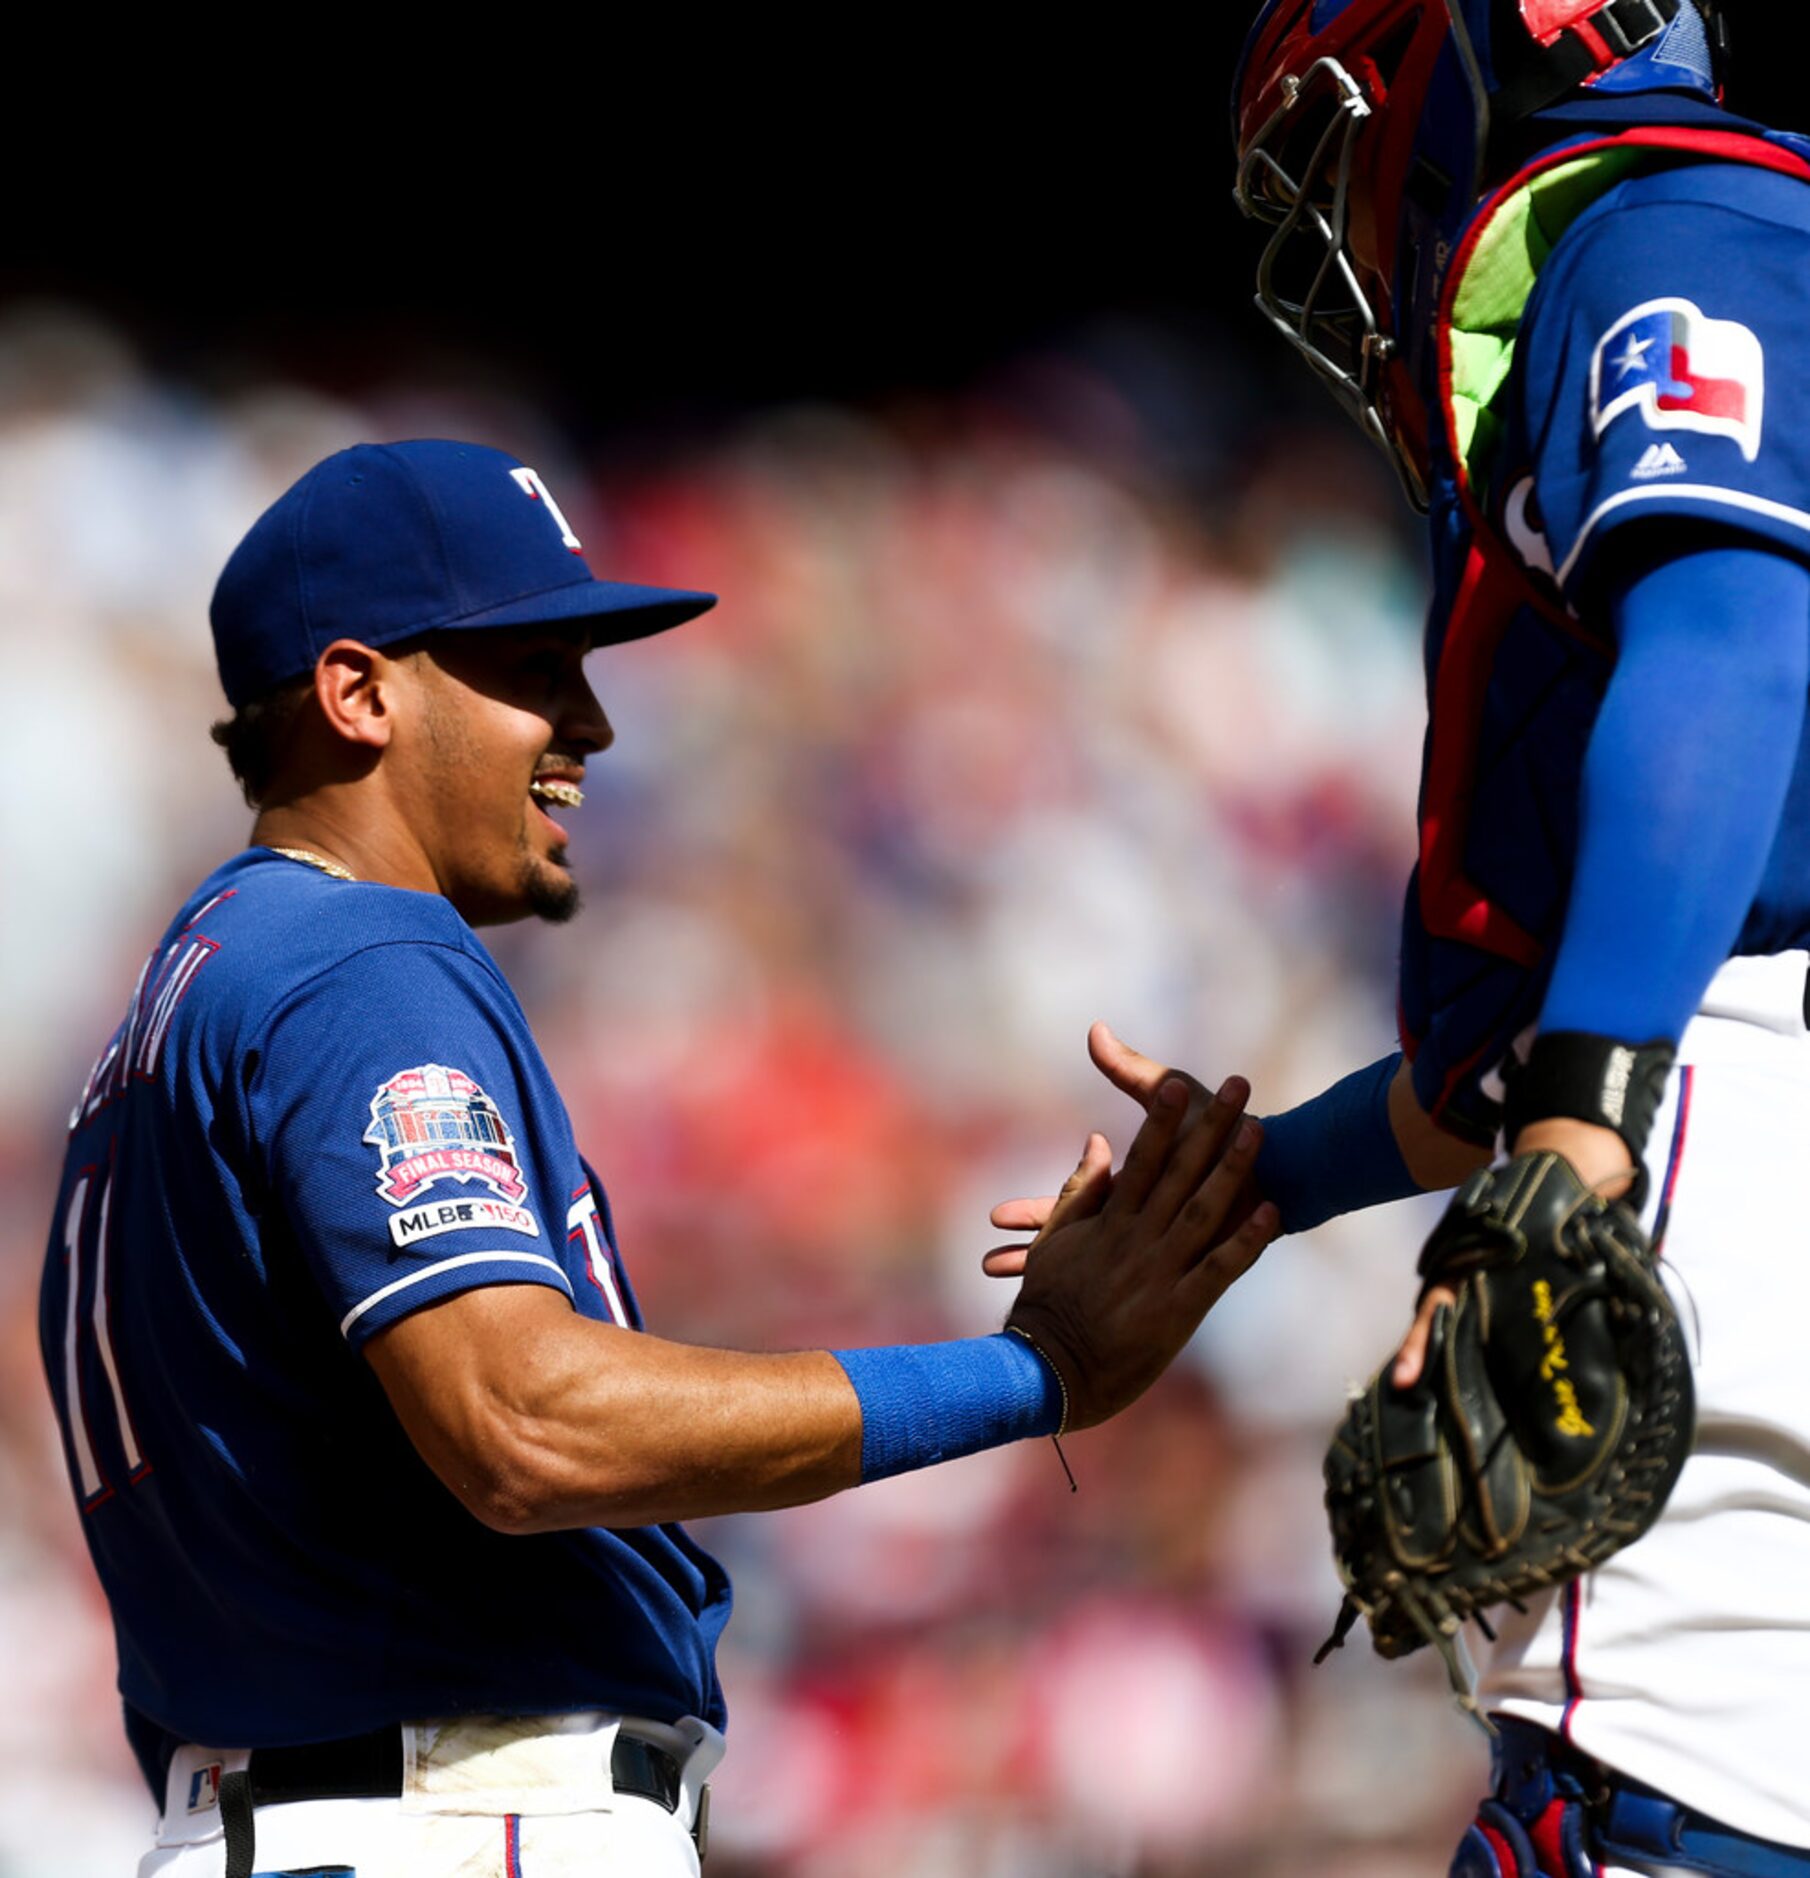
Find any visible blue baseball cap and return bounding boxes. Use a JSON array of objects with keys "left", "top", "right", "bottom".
[{"left": 210, "top": 439, "right": 717, "bottom": 707}]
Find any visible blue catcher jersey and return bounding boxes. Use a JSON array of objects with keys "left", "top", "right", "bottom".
[
  {"left": 39, "top": 850, "right": 731, "bottom": 1790},
  {"left": 1521, "top": 152, "right": 1810, "bottom": 604},
  {"left": 1400, "top": 122, "right": 1810, "bottom": 1140}
]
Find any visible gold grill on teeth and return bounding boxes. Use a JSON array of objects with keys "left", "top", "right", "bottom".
[{"left": 530, "top": 779, "right": 585, "bottom": 809}]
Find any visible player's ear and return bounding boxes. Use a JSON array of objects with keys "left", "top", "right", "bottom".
[{"left": 313, "top": 640, "right": 404, "bottom": 751}]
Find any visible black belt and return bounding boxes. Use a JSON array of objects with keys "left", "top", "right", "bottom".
[{"left": 218, "top": 1724, "right": 690, "bottom": 1878}]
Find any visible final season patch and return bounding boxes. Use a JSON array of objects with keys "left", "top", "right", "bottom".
[
  {"left": 364, "top": 1064, "right": 531, "bottom": 1209},
  {"left": 1591, "top": 297, "right": 1765, "bottom": 463}
]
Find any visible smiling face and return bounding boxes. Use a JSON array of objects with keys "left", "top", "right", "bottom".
[{"left": 400, "top": 625, "right": 614, "bottom": 927}]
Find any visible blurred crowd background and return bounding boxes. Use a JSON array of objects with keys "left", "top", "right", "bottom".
[{"left": 0, "top": 296, "right": 1492, "bottom": 1876}]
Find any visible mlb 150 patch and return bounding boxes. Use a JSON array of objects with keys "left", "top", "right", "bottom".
[
  {"left": 1591, "top": 297, "right": 1766, "bottom": 463},
  {"left": 363, "top": 1064, "right": 531, "bottom": 1209},
  {"left": 388, "top": 1195, "right": 541, "bottom": 1250}
]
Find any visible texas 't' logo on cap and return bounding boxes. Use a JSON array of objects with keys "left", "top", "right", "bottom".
[{"left": 508, "top": 465, "right": 583, "bottom": 553}]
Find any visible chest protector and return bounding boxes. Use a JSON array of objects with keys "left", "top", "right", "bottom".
[{"left": 1405, "top": 123, "right": 1810, "bottom": 1139}]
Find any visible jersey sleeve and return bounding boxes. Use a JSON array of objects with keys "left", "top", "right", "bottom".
[
  {"left": 1521, "top": 181, "right": 1810, "bottom": 595},
  {"left": 249, "top": 939, "right": 577, "bottom": 1347}
]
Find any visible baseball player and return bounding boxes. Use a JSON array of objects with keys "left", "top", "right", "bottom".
[
  {"left": 39, "top": 440, "right": 1279, "bottom": 1878},
  {"left": 1223, "top": 3, "right": 1810, "bottom": 1871}
]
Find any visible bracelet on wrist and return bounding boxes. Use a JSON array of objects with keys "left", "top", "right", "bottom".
[{"left": 1005, "top": 1324, "right": 1070, "bottom": 1438}]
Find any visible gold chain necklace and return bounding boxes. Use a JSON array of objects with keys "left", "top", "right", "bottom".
[{"left": 265, "top": 845, "right": 357, "bottom": 882}]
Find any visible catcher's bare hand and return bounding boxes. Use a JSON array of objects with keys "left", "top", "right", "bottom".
[
  {"left": 986, "top": 1022, "right": 1252, "bottom": 1277},
  {"left": 1006, "top": 1077, "right": 1277, "bottom": 1431},
  {"left": 1084, "top": 1021, "right": 1219, "bottom": 1120},
  {"left": 1395, "top": 1126, "right": 1636, "bottom": 1388},
  {"left": 1392, "top": 1285, "right": 1457, "bottom": 1391}
]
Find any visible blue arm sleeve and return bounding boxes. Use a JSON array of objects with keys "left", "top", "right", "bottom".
[
  {"left": 1252, "top": 1053, "right": 1418, "bottom": 1234},
  {"left": 1540, "top": 544, "right": 1810, "bottom": 1042}
]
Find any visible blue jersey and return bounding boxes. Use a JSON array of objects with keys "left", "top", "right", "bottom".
[
  {"left": 1520, "top": 154, "right": 1810, "bottom": 598},
  {"left": 1401, "top": 126, "right": 1810, "bottom": 1139},
  {"left": 39, "top": 849, "right": 730, "bottom": 1790}
]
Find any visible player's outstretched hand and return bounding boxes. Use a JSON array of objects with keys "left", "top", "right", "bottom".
[
  {"left": 984, "top": 1022, "right": 1237, "bottom": 1278},
  {"left": 1006, "top": 1079, "right": 1278, "bottom": 1431},
  {"left": 1084, "top": 1020, "right": 1216, "bottom": 1117}
]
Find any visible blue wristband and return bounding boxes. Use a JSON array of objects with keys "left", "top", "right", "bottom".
[
  {"left": 832, "top": 1333, "right": 1065, "bottom": 1484},
  {"left": 1254, "top": 1053, "right": 1418, "bottom": 1234}
]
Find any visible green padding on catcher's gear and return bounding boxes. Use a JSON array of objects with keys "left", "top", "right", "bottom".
[{"left": 1447, "top": 149, "right": 1648, "bottom": 495}]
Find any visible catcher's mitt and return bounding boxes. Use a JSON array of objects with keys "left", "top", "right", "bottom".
[{"left": 1318, "top": 1150, "right": 1694, "bottom": 1721}]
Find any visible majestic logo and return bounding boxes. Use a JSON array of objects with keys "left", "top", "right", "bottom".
[
  {"left": 364, "top": 1065, "right": 529, "bottom": 1209},
  {"left": 1592, "top": 298, "right": 1765, "bottom": 463},
  {"left": 1631, "top": 442, "right": 1690, "bottom": 481}
]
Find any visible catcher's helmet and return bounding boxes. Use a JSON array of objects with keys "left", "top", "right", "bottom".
[{"left": 1232, "top": 0, "right": 1729, "bottom": 501}]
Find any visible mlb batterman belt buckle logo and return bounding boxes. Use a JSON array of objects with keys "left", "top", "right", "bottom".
[
  {"left": 364, "top": 1064, "right": 530, "bottom": 1210},
  {"left": 186, "top": 1762, "right": 223, "bottom": 1813}
]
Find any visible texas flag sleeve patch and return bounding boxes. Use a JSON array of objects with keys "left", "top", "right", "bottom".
[{"left": 1591, "top": 298, "right": 1766, "bottom": 463}]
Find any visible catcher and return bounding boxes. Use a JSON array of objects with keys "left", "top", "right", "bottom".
[{"left": 998, "top": 2, "right": 1810, "bottom": 1872}]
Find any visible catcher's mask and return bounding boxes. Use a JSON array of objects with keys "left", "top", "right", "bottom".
[{"left": 1231, "top": 0, "right": 1730, "bottom": 507}]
